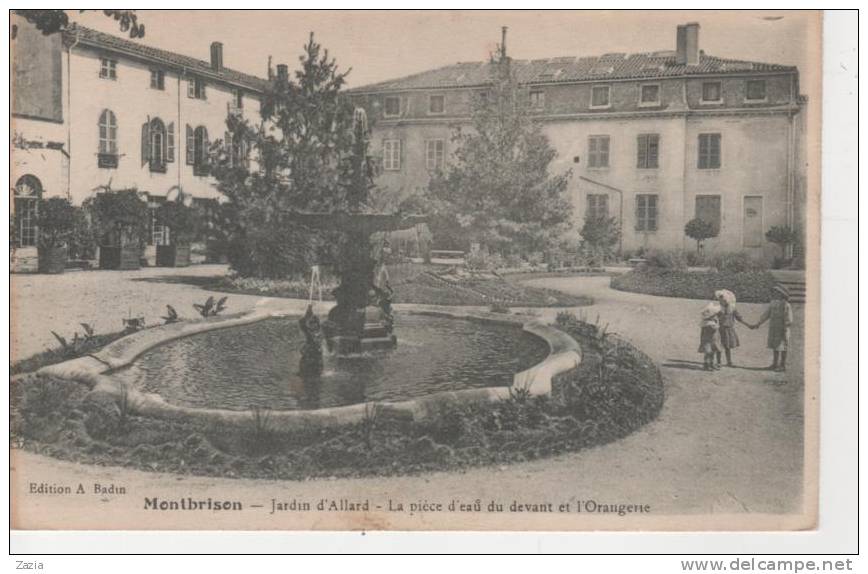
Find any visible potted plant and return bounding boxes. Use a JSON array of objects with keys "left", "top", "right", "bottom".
[
  {"left": 765, "top": 225, "right": 799, "bottom": 268},
  {"left": 36, "top": 197, "right": 76, "bottom": 274},
  {"left": 85, "top": 189, "right": 148, "bottom": 270},
  {"left": 155, "top": 199, "right": 201, "bottom": 267}
]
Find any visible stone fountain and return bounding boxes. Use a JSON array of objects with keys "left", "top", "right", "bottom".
[
  {"left": 292, "top": 108, "right": 425, "bottom": 356},
  {"left": 293, "top": 211, "right": 425, "bottom": 355}
]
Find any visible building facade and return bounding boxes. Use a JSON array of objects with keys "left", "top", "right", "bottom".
[
  {"left": 350, "top": 23, "right": 807, "bottom": 260},
  {"left": 11, "top": 16, "right": 267, "bottom": 266}
]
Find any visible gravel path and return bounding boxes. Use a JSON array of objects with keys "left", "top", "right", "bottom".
[{"left": 11, "top": 268, "right": 807, "bottom": 530}]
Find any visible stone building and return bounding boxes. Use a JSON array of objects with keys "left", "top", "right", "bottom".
[
  {"left": 349, "top": 23, "right": 807, "bottom": 260},
  {"left": 10, "top": 15, "right": 267, "bottom": 267}
]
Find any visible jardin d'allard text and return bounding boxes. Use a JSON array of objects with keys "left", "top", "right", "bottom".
[{"left": 28, "top": 481, "right": 652, "bottom": 517}]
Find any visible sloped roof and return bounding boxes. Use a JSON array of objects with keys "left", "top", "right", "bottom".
[
  {"left": 65, "top": 24, "right": 269, "bottom": 93},
  {"left": 349, "top": 51, "right": 797, "bottom": 93}
]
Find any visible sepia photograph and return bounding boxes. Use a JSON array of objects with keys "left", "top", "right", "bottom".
[{"left": 9, "top": 9, "right": 824, "bottom": 535}]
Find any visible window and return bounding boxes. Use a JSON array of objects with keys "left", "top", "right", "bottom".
[
  {"left": 187, "top": 125, "right": 210, "bottom": 176},
  {"left": 587, "top": 135, "right": 610, "bottom": 168},
  {"left": 187, "top": 78, "right": 206, "bottom": 100},
  {"left": 150, "top": 69, "right": 165, "bottom": 90},
  {"left": 746, "top": 79, "right": 767, "bottom": 101},
  {"left": 637, "top": 134, "right": 660, "bottom": 169},
  {"left": 698, "top": 133, "right": 721, "bottom": 169},
  {"left": 384, "top": 96, "right": 401, "bottom": 117},
  {"left": 586, "top": 194, "right": 609, "bottom": 220},
  {"left": 701, "top": 81, "right": 722, "bottom": 102},
  {"left": 142, "top": 118, "right": 174, "bottom": 171},
  {"left": 234, "top": 89, "right": 244, "bottom": 109},
  {"left": 99, "top": 58, "right": 117, "bottom": 80},
  {"left": 382, "top": 139, "right": 401, "bottom": 171},
  {"left": 13, "top": 175, "right": 42, "bottom": 247},
  {"left": 529, "top": 89, "right": 546, "bottom": 109},
  {"left": 426, "top": 139, "right": 445, "bottom": 170},
  {"left": 695, "top": 195, "right": 722, "bottom": 233},
  {"left": 640, "top": 84, "right": 660, "bottom": 105},
  {"left": 428, "top": 94, "right": 445, "bottom": 115},
  {"left": 635, "top": 194, "right": 658, "bottom": 232},
  {"left": 98, "top": 110, "right": 118, "bottom": 167},
  {"left": 591, "top": 85, "right": 611, "bottom": 108},
  {"left": 146, "top": 118, "right": 167, "bottom": 172}
]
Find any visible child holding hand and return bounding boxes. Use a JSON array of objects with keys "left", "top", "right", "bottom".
[
  {"left": 750, "top": 285, "right": 793, "bottom": 372},
  {"left": 698, "top": 303, "right": 722, "bottom": 371}
]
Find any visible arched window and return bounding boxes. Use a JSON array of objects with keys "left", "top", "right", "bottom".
[
  {"left": 98, "top": 110, "right": 117, "bottom": 155},
  {"left": 141, "top": 117, "right": 174, "bottom": 172},
  {"left": 14, "top": 175, "right": 42, "bottom": 247}
]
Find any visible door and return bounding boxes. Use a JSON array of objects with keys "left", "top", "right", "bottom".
[{"left": 743, "top": 196, "right": 764, "bottom": 248}]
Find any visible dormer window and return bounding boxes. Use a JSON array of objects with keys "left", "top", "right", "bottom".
[
  {"left": 384, "top": 96, "right": 401, "bottom": 118},
  {"left": 99, "top": 58, "right": 117, "bottom": 80},
  {"left": 428, "top": 94, "right": 445, "bottom": 115},
  {"left": 591, "top": 85, "right": 611, "bottom": 109},
  {"left": 701, "top": 81, "right": 722, "bottom": 103},
  {"left": 187, "top": 78, "right": 207, "bottom": 100},
  {"left": 639, "top": 84, "right": 660, "bottom": 106},
  {"left": 745, "top": 79, "right": 767, "bottom": 101}
]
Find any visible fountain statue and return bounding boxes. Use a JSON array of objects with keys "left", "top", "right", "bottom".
[{"left": 291, "top": 108, "right": 425, "bottom": 356}]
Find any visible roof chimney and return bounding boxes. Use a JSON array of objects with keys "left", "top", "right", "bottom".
[
  {"left": 210, "top": 41, "right": 224, "bottom": 72},
  {"left": 676, "top": 22, "right": 700, "bottom": 66},
  {"left": 276, "top": 64, "right": 289, "bottom": 82}
]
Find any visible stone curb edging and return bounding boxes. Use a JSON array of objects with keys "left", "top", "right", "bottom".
[{"left": 32, "top": 302, "right": 582, "bottom": 432}]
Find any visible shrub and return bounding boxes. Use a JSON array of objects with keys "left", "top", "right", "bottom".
[
  {"left": 85, "top": 188, "right": 149, "bottom": 249},
  {"left": 684, "top": 218, "right": 719, "bottom": 253},
  {"left": 709, "top": 252, "right": 768, "bottom": 273},
  {"left": 579, "top": 215, "right": 621, "bottom": 265},
  {"left": 765, "top": 225, "right": 799, "bottom": 260},
  {"left": 611, "top": 268, "right": 776, "bottom": 302},
  {"left": 640, "top": 250, "right": 687, "bottom": 271},
  {"left": 36, "top": 197, "right": 76, "bottom": 249},
  {"left": 156, "top": 200, "right": 203, "bottom": 244}
]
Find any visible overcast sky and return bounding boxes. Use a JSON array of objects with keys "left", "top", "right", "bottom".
[{"left": 74, "top": 10, "right": 821, "bottom": 97}]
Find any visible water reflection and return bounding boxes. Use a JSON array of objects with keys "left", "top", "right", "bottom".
[{"left": 115, "top": 315, "right": 549, "bottom": 412}]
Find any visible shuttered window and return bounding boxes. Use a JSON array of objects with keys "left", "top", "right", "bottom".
[{"left": 637, "top": 134, "right": 659, "bottom": 169}]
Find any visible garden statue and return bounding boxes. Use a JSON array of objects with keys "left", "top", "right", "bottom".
[
  {"left": 293, "top": 108, "right": 424, "bottom": 354},
  {"left": 298, "top": 304, "right": 324, "bottom": 375}
]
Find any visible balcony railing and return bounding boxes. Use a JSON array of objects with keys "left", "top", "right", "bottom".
[{"left": 98, "top": 153, "right": 119, "bottom": 168}]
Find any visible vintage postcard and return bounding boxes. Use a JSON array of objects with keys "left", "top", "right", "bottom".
[{"left": 10, "top": 9, "right": 822, "bottom": 532}]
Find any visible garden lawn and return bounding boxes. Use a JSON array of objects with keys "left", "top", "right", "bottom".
[
  {"left": 610, "top": 268, "right": 777, "bottom": 302},
  {"left": 168, "top": 263, "right": 593, "bottom": 308}
]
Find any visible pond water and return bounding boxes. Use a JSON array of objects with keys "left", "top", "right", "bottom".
[{"left": 114, "top": 314, "right": 549, "bottom": 411}]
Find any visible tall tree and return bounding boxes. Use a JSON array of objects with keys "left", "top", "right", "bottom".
[
  {"left": 423, "top": 55, "right": 573, "bottom": 255},
  {"left": 210, "top": 33, "right": 359, "bottom": 278},
  {"left": 12, "top": 10, "right": 144, "bottom": 39}
]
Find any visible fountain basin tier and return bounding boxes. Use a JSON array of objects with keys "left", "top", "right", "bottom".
[{"left": 112, "top": 314, "right": 550, "bottom": 411}]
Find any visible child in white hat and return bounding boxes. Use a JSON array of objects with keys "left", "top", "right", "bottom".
[{"left": 698, "top": 302, "right": 722, "bottom": 371}]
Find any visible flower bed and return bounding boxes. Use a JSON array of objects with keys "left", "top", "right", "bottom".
[
  {"left": 610, "top": 268, "right": 777, "bottom": 303},
  {"left": 190, "top": 264, "right": 592, "bottom": 308},
  {"left": 11, "top": 313, "right": 662, "bottom": 480}
]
